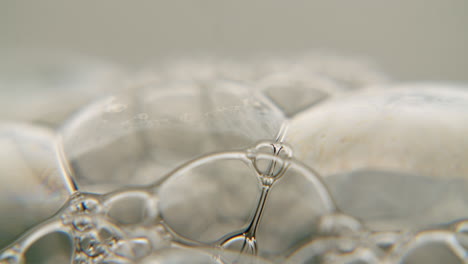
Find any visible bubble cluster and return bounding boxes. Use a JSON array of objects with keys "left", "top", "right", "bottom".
[{"left": 1, "top": 56, "right": 467, "bottom": 263}]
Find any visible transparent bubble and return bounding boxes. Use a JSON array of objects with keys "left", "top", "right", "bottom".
[
  {"left": 0, "top": 123, "right": 72, "bottom": 248},
  {"left": 153, "top": 147, "right": 335, "bottom": 260},
  {"left": 287, "top": 84, "right": 468, "bottom": 231},
  {"left": 157, "top": 154, "right": 260, "bottom": 244},
  {"left": 1, "top": 56, "right": 467, "bottom": 264},
  {"left": 389, "top": 230, "right": 467, "bottom": 264},
  {"left": 288, "top": 84, "right": 468, "bottom": 177},
  {"left": 61, "top": 80, "right": 286, "bottom": 192}
]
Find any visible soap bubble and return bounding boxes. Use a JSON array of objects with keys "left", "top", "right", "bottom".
[
  {"left": 0, "top": 123, "right": 72, "bottom": 248},
  {"left": 287, "top": 84, "right": 468, "bottom": 231},
  {"left": 155, "top": 148, "right": 336, "bottom": 260},
  {"left": 61, "top": 80, "right": 286, "bottom": 193},
  {"left": 1, "top": 56, "right": 467, "bottom": 264}
]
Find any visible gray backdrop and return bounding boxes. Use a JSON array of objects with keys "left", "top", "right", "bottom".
[{"left": 1, "top": 0, "right": 467, "bottom": 82}]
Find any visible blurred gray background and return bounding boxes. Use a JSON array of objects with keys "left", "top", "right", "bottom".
[{"left": 1, "top": 0, "right": 467, "bottom": 82}]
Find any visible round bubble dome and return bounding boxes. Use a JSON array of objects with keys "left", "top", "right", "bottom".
[{"left": 0, "top": 54, "right": 467, "bottom": 264}]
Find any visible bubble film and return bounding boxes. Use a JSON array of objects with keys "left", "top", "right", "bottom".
[{"left": 1, "top": 56, "right": 467, "bottom": 264}]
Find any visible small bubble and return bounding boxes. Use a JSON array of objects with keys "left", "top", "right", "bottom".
[
  {"left": 73, "top": 219, "right": 94, "bottom": 232},
  {"left": 371, "top": 231, "right": 402, "bottom": 251},
  {"left": 98, "top": 228, "right": 115, "bottom": 241},
  {"left": 260, "top": 176, "right": 275, "bottom": 186},
  {"left": 98, "top": 228, "right": 121, "bottom": 250},
  {"left": 61, "top": 213, "right": 74, "bottom": 225},
  {"left": 337, "top": 238, "right": 357, "bottom": 253},
  {"left": 129, "top": 237, "right": 151, "bottom": 259},
  {"left": 318, "top": 213, "right": 363, "bottom": 236},
  {"left": 153, "top": 225, "right": 173, "bottom": 242},
  {"left": 79, "top": 234, "right": 106, "bottom": 257},
  {"left": 250, "top": 141, "right": 293, "bottom": 185},
  {"left": 68, "top": 195, "right": 102, "bottom": 215},
  {"left": 72, "top": 215, "right": 94, "bottom": 232},
  {"left": 154, "top": 225, "right": 165, "bottom": 234},
  {"left": 113, "top": 240, "right": 133, "bottom": 259}
]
